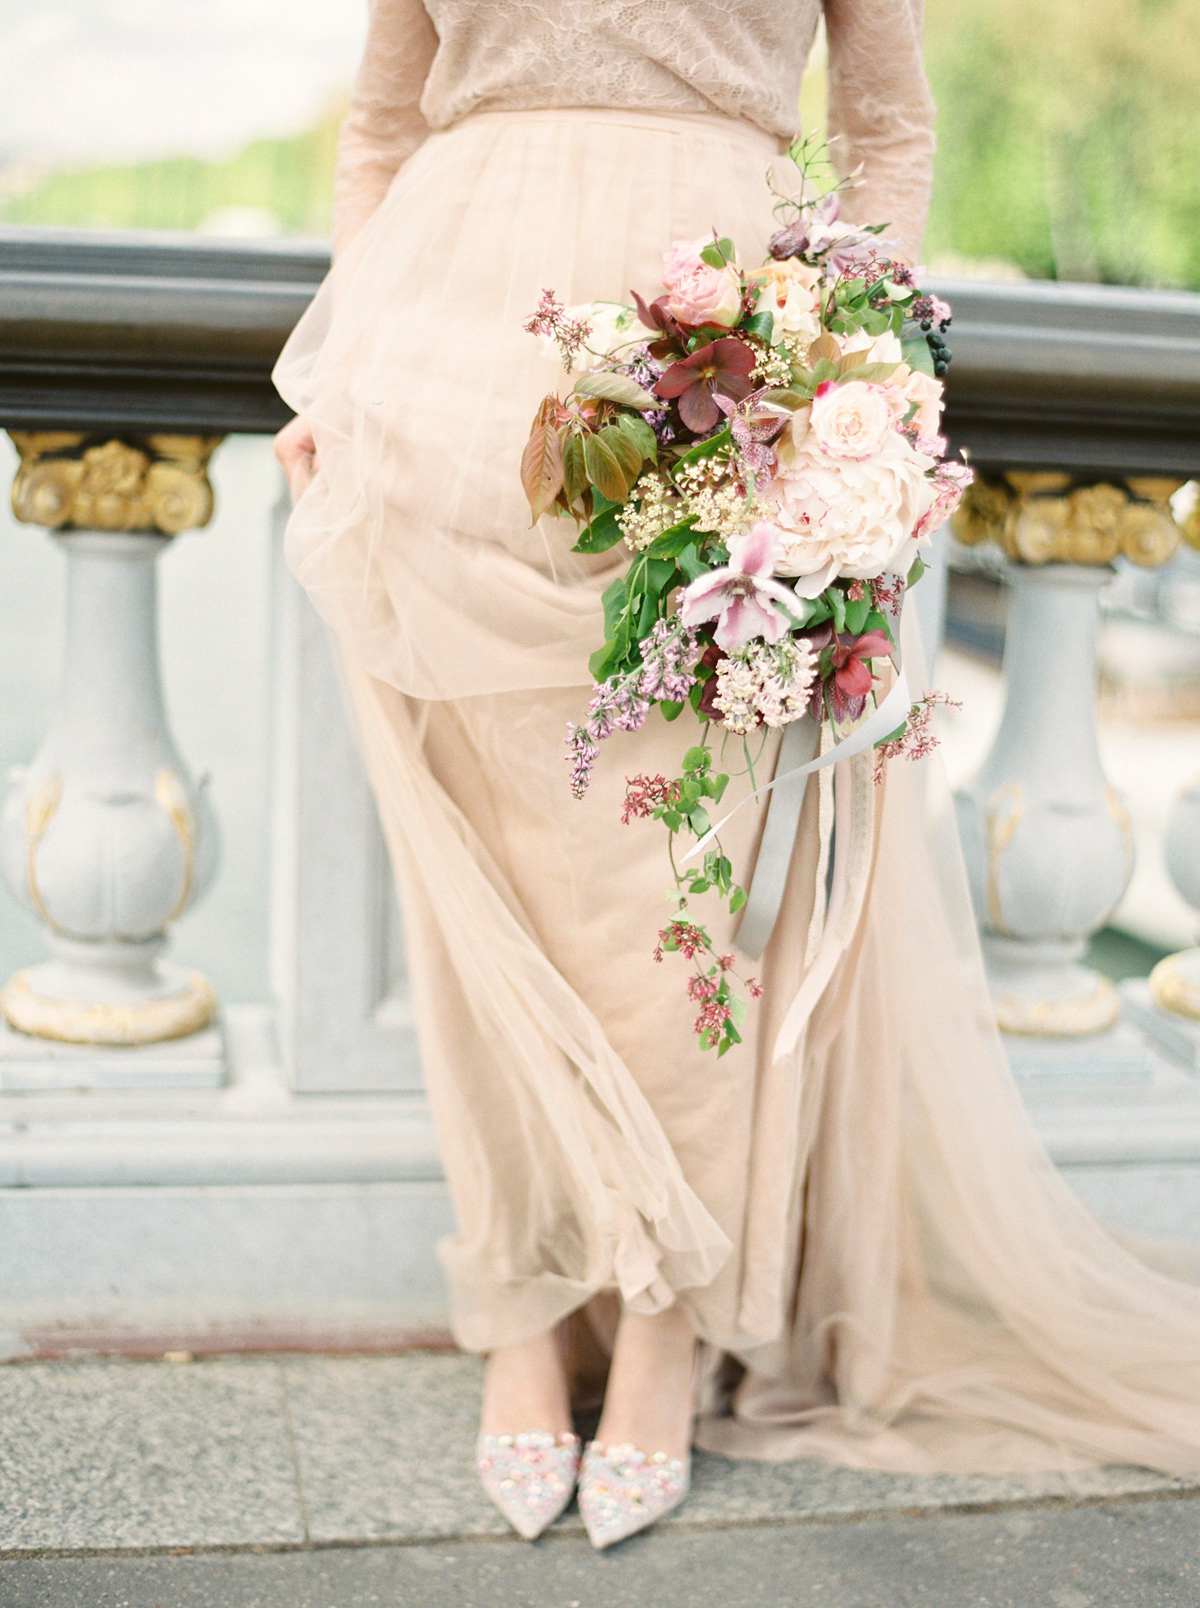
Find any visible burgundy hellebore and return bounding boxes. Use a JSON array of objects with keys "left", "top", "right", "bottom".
[{"left": 653, "top": 337, "right": 757, "bottom": 434}]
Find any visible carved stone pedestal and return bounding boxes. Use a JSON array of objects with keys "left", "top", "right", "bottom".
[
  {"left": 0, "top": 433, "right": 222, "bottom": 1055},
  {"left": 952, "top": 471, "right": 1183, "bottom": 1036}
]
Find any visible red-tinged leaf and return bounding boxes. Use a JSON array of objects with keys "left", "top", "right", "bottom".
[
  {"left": 633, "top": 289, "right": 667, "bottom": 332},
  {"left": 600, "top": 423, "right": 642, "bottom": 484},
  {"left": 583, "top": 431, "right": 632, "bottom": 503},
  {"left": 561, "top": 430, "right": 588, "bottom": 510},
  {"left": 573, "top": 371, "right": 657, "bottom": 410},
  {"left": 521, "top": 419, "right": 564, "bottom": 523}
]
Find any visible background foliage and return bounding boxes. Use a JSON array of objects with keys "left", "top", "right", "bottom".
[{"left": 1, "top": 0, "right": 1197, "bottom": 291}]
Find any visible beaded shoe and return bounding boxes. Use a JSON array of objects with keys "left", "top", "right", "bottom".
[
  {"left": 577, "top": 1439, "right": 691, "bottom": 1549},
  {"left": 475, "top": 1430, "right": 581, "bottom": 1540}
]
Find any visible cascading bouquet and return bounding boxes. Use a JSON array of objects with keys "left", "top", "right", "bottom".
[{"left": 522, "top": 140, "right": 972, "bottom": 1055}]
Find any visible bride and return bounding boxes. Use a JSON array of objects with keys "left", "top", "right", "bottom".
[{"left": 273, "top": 0, "right": 1200, "bottom": 1550}]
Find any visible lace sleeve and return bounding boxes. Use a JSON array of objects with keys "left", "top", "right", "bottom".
[
  {"left": 333, "top": 0, "right": 440, "bottom": 258},
  {"left": 823, "top": 0, "right": 936, "bottom": 265}
]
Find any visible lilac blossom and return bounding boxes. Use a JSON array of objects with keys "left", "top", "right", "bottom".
[
  {"left": 566, "top": 621, "right": 702, "bottom": 797},
  {"left": 638, "top": 619, "right": 703, "bottom": 702}
]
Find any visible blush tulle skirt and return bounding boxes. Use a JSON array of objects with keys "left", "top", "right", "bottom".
[{"left": 274, "top": 106, "right": 1200, "bottom": 1475}]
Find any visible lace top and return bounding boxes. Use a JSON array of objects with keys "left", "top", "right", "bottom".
[{"left": 334, "top": 0, "right": 935, "bottom": 261}]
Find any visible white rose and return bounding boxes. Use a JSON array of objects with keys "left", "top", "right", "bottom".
[
  {"left": 762, "top": 432, "right": 937, "bottom": 594},
  {"left": 542, "top": 301, "right": 637, "bottom": 371},
  {"left": 838, "top": 330, "right": 905, "bottom": 368},
  {"left": 809, "top": 381, "right": 894, "bottom": 459}
]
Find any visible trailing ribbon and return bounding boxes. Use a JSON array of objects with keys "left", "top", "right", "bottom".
[
  {"left": 681, "top": 659, "right": 910, "bottom": 878},
  {"left": 734, "top": 714, "right": 820, "bottom": 960}
]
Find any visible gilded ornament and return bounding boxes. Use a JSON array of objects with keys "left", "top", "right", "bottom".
[
  {"left": 8, "top": 431, "right": 221, "bottom": 536},
  {"left": 952, "top": 471, "right": 1184, "bottom": 569},
  {"left": 952, "top": 479, "right": 1016, "bottom": 549},
  {"left": 0, "top": 967, "right": 216, "bottom": 1045}
]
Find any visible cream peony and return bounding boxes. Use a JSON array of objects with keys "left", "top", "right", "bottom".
[
  {"left": 808, "top": 381, "right": 894, "bottom": 460},
  {"left": 661, "top": 238, "right": 742, "bottom": 328},
  {"left": 762, "top": 431, "right": 938, "bottom": 595}
]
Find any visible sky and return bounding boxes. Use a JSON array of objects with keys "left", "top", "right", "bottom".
[{"left": 0, "top": 0, "right": 367, "bottom": 163}]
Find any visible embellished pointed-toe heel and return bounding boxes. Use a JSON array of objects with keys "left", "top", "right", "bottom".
[
  {"left": 577, "top": 1440, "right": 691, "bottom": 1549},
  {"left": 475, "top": 1430, "right": 581, "bottom": 1539}
]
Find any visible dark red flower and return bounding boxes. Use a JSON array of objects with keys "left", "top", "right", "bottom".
[
  {"left": 653, "top": 338, "right": 757, "bottom": 434},
  {"left": 827, "top": 629, "right": 893, "bottom": 722}
]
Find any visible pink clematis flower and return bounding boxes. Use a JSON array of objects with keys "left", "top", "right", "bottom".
[{"left": 679, "top": 523, "right": 799, "bottom": 651}]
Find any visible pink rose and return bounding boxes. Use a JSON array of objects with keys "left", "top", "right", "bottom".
[
  {"left": 662, "top": 237, "right": 742, "bottom": 329},
  {"left": 902, "top": 369, "right": 944, "bottom": 441},
  {"left": 809, "top": 380, "right": 894, "bottom": 460}
]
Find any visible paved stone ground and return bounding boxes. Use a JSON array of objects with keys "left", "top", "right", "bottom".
[{"left": 1, "top": 1352, "right": 1198, "bottom": 1607}]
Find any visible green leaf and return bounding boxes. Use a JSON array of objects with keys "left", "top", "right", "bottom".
[
  {"left": 600, "top": 574, "right": 627, "bottom": 636},
  {"left": 676, "top": 542, "right": 707, "bottom": 582},
  {"left": 672, "top": 425, "right": 732, "bottom": 473},
  {"left": 616, "top": 412, "right": 658, "bottom": 461},
  {"left": 908, "top": 552, "right": 929, "bottom": 587},
  {"left": 809, "top": 358, "right": 839, "bottom": 384},
  {"left": 782, "top": 593, "right": 820, "bottom": 627},
  {"left": 635, "top": 586, "right": 656, "bottom": 638},
  {"left": 584, "top": 431, "right": 633, "bottom": 503},
  {"left": 600, "top": 422, "right": 643, "bottom": 485},
  {"left": 844, "top": 593, "right": 871, "bottom": 634},
  {"left": 762, "top": 386, "right": 811, "bottom": 410},
  {"left": 828, "top": 586, "right": 847, "bottom": 632},
  {"left": 728, "top": 885, "right": 746, "bottom": 913},
  {"left": 689, "top": 806, "right": 711, "bottom": 835},
  {"left": 728, "top": 993, "right": 747, "bottom": 1028},
  {"left": 572, "top": 504, "right": 624, "bottom": 554},
  {"left": 902, "top": 331, "right": 936, "bottom": 378},
  {"left": 661, "top": 809, "right": 683, "bottom": 831},
  {"left": 683, "top": 746, "right": 708, "bottom": 771},
  {"left": 573, "top": 371, "right": 657, "bottom": 410},
  {"left": 644, "top": 556, "right": 676, "bottom": 597},
  {"left": 836, "top": 360, "right": 900, "bottom": 383},
  {"left": 561, "top": 430, "right": 588, "bottom": 509},
  {"left": 699, "top": 236, "right": 736, "bottom": 269},
  {"left": 660, "top": 699, "right": 684, "bottom": 721},
  {"left": 589, "top": 641, "right": 617, "bottom": 680},
  {"left": 646, "top": 519, "right": 700, "bottom": 559},
  {"left": 742, "top": 310, "right": 774, "bottom": 344}
]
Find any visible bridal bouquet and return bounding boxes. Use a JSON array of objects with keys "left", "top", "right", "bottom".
[{"left": 522, "top": 143, "right": 971, "bottom": 1055}]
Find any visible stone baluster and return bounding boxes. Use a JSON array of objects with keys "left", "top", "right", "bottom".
[
  {"left": 952, "top": 472, "right": 1183, "bottom": 1036},
  {"left": 1136, "top": 494, "right": 1200, "bottom": 1040},
  {"left": 0, "top": 431, "right": 222, "bottom": 1046}
]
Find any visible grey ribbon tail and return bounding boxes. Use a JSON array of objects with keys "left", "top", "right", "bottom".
[{"left": 735, "top": 714, "right": 820, "bottom": 961}]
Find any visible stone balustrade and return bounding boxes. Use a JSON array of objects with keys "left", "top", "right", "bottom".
[{"left": 0, "top": 226, "right": 1199, "bottom": 1350}]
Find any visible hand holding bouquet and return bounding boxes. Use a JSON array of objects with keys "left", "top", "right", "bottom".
[{"left": 522, "top": 142, "right": 971, "bottom": 1054}]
